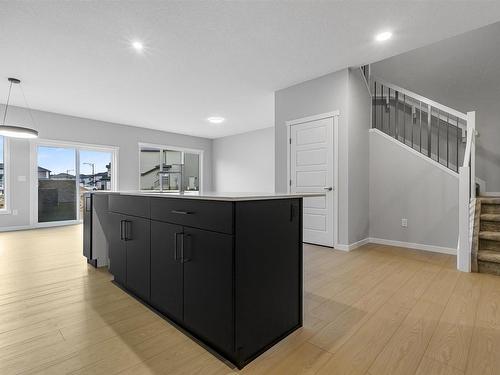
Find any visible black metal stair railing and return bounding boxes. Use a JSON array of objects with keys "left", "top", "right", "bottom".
[{"left": 371, "top": 77, "right": 468, "bottom": 173}]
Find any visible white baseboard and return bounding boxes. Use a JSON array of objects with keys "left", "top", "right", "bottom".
[
  {"left": 333, "top": 237, "right": 456, "bottom": 255},
  {"left": 0, "top": 222, "right": 81, "bottom": 232},
  {"left": 0, "top": 224, "right": 33, "bottom": 232},
  {"left": 368, "top": 237, "right": 456, "bottom": 255},
  {"left": 335, "top": 238, "right": 370, "bottom": 252}
]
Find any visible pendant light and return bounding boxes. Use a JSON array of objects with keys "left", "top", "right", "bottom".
[{"left": 1, "top": 77, "right": 39, "bottom": 139}]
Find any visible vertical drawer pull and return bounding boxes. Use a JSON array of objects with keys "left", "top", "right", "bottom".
[
  {"left": 174, "top": 232, "right": 183, "bottom": 261},
  {"left": 181, "top": 234, "right": 191, "bottom": 263}
]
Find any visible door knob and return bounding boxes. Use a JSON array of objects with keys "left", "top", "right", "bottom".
[{"left": 324, "top": 187, "right": 333, "bottom": 191}]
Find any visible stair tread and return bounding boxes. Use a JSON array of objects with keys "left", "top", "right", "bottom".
[
  {"left": 481, "top": 214, "right": 500, "bottom": 222},
  {"left": 479, "top": 231, "right": 500, "bottom": 241},
  {"left": 478, "top": 250, "right": 500, "bottom": 263},
  {"left": 479, "top": 197, "right": 500, "bottom": 205}
]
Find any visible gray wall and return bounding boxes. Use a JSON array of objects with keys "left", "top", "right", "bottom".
[
  {"left": 369, "top": 130, "right": 459, "bottom": 249},
  {"left": 213, "top": 127, "right": 275, "bottom": 193},
  {"left": 347, "top": 68, "right": 370, "bottom": 243},
  {"left": 0, "top": 104, "right": 212, "bottom": 228},
  {"left": 371, "top": 22, "right": 500, "bottom": 191}
]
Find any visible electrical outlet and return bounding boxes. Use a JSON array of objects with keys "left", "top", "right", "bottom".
[
  {"left": 17, "top": 175, "right": 26, "bottom": 182},
  {"left": 12, "top": 209, "right": 18, "bottom": 216},
  {"left": 401, "top": 218, "right": 408, "bottom": 228}
]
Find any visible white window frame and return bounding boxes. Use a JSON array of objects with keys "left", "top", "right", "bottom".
[
  {"left": 0, "top": 136, "right": 10, "bottom": 214},
  {"left": 30, "top": 139, "right": 119, "bottom": 227},
  {"left": 138, "top": 142, "right": 204, "bottom": 193}
]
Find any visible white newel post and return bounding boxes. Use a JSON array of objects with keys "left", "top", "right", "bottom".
[
  {"left": 457, "top": 111, "right": 476, "bottom": 272},
  {"left": 458, "top": 166, "right": 471, "bottom": 272},
  {"left": 468, "top": 111, "right": 476, "bottom": 199}
]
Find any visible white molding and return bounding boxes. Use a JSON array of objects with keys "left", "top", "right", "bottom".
[
  {"left": 370, "top": 128, "right": 459, "bottom": 178},
  {"left": 335, "top": 238, "right": 370, "bottom": 252},
  {"left": 0, "top": 222, "right": 80, "bottom": 232},
  {"left": 138, "top": 142, "right": 204, "bottom": 155},
  {"left": 333, "top": 237, "right": 455, "bottom": 255},
  {"left": 286, "top": 112, "right": 340, "bottom": 248},
  {"left": 34, "top": 138, "right": 119, "bottom": 152},
  {"left": 368, "top": 237, "right": 456, "bottom": 255},
  {"left": 285, "top": 111, "right": 340, "bottom": 127}
]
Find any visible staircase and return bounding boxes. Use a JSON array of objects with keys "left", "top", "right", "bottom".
[
  {"left": 371, "top": 77, "right": 468, "bottom": 172},
  {"left": 363, "top": 65, "right": 478, "bottom": 273},
  {"left": 472, "top": 197, "right": 500, "bottom": 275}
]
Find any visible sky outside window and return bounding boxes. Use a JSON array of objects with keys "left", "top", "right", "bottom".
[
  {"left": 38, "top": 147, "right": 110, "bottom": 175},
  {"left": 79, "top": 150, "right": 111, "bottom": 176}
]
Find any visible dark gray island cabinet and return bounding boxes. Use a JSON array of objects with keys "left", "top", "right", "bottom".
[{"left": 84, "top": 192, "right": 304, "bottom": 368}]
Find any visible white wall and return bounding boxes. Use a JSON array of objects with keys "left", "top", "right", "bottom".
[
  {"left": 0, "top": 104, "right": 212, "bottom": 229},
  {"left": 369, "top": 129, "right": 459, "bottom": 250},
  {"left": 371, "top": 22, "right": 500, "bottom": 192},
  {"left": 213, "top": 127, "right": 274, "bottom": 192}
]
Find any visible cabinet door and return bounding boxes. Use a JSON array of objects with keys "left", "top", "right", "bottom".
[
  {"left": 108, "top": 213, "right": 126, "bottom": 285},
  {"left": 82, "top": 194, "right": 92, "bottom": 259},
  {"left": 150, "top": 221, "right": 183, "bottom": 322},
  {"left": 183, "top": 227, "right": 234, "bottom": 354},
  {"left": 124, "top": 216, "right": 151, "bottom": 302}
]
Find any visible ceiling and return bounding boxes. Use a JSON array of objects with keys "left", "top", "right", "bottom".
[
  {"left": 1, "top": 2, "right": 500, "bottom": 139},
  {"left": 373, "top": 21, "right": 500, "bottom": 114}
]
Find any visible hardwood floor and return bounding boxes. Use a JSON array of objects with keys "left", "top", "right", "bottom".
[{"left": 0, "top": 225, "right": 499, "bottom": 374}]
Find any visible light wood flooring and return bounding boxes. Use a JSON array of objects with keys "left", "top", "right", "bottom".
[{"left": 0, "top": 225, "right": 499, "bottom": 374}]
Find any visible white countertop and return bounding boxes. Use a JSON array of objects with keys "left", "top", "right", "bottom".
[{"left": 93, "top": 190, "right": 324, "bottom": 201}]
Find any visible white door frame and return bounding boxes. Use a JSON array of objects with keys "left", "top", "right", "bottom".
[
  {"left": 30, "top": 139, "right": 119, "bottom": 227},
  {"left": 286, "top": 111, "right": 340, "bottom": 248}
]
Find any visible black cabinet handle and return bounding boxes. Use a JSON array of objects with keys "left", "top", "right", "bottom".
[
  {"left": 120, "top": 220, "right": 125, "bottom": 241},
  {"left": 171, "top": 210, "right": 193, "bottom": 215},
  {"left": 123, "top": 220, "right": 132, "bottom": 241},
  {"left": 181, "top": 234, "right": 191, "bottom": 263},
  {"left": 174, "top": 232, "right": 183, "bottom": 261}
]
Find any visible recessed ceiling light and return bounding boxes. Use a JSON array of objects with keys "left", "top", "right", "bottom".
[
  {"left": 375, "top": 31, "right": 392, "bottom": 42},
  {"left": 207, "top": 116, "right": 225, "bottom": 124},
  {"left": 131, "top": 40, "right": 144, "bottom": 52}
]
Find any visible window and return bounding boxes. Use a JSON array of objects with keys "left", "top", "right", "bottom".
[
  {"left": 140, "top": 145, "right": 201, "bottom": 192},
  {"left": 0, "top": 136, "right": 5, "bottom": 210},
  {"left": 35, "top": 141, "right": 117, "bottom": 224}
]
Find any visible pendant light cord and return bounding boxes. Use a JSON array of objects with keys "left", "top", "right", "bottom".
[
  {"left": 1, "top": 80, "right": 37, "bottom": 129},
  {"left": 19, "top": 84, "right": 37, "bottom": 129},
  {"left": 2, "top": 81, "right": 13, "bottom": 126}
]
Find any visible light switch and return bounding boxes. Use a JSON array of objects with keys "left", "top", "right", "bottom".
[{"left": 17, "top": 176, "right": 26, "bottom": 182}]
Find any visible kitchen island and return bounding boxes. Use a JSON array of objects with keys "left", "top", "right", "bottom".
[{"left": 83, "top": 191, "right": 313, "bottom": 368}]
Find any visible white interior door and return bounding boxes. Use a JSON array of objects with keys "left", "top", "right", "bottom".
[{"left": 290, "top": 117, "right": 334, "bottom": 247}]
